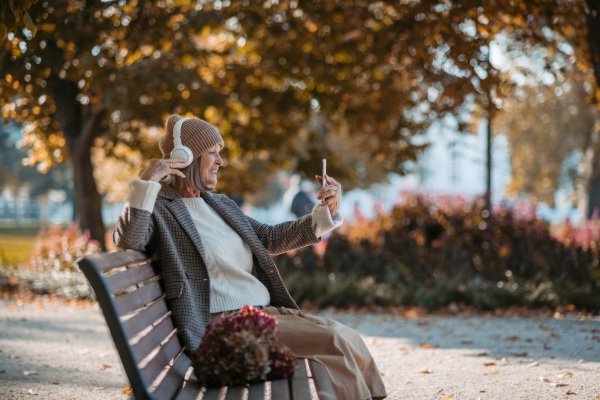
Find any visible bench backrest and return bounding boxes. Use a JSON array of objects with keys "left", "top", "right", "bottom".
[{"left": 77, "top": 250, "right": 191, "bottom": 400}]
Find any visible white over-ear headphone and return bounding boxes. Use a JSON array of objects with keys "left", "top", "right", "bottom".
[{"left": 170, "top": 118, "right": 194, "bottom": 167}]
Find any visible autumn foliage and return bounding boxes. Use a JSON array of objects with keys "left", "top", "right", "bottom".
[{"left": 277, "top": 193, "right": 600, "bottom": 311}]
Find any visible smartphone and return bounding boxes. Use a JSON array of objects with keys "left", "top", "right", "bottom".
[{"left": 322, "top": 159, "right": 327, "bottom": 188}]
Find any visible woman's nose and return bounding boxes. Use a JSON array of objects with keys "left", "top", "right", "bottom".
[{"left": 216, "top": 154, "right": 223, "bottom": 165}]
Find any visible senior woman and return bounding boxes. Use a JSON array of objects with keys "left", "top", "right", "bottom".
[{"left": 114, "top": 115, "right": 387, "bottom": 400}]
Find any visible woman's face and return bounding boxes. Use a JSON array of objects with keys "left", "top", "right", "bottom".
[{"left": 200, "top": 144, "right": 223, "bottom": 187}]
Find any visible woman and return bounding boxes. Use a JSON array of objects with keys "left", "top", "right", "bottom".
[{"left": 114, "top": 115, "right": 387, "bottom": 400}]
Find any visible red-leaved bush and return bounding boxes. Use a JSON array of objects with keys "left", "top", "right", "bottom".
[{"left": 191, "top": 305, "right": 296, "bottom": 386}]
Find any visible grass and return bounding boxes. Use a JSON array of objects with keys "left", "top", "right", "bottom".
[{"left": 0, "top": 234, "right": 38, "bottom": 266}]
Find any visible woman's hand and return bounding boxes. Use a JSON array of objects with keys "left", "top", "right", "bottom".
[
  {"left": 139, "top": 158, "right": 187, "bottom": 182},
  {"left": 315, "top": 175, "right": 341, "bottom": 218}
]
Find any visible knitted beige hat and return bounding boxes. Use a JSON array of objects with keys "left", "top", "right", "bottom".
[{"left": 159, "top": 115, "right": 224, "bottom": 160}]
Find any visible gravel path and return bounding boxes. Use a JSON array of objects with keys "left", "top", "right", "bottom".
[{"left": 1, "top": 297, "right": 599, "bottom": 399}]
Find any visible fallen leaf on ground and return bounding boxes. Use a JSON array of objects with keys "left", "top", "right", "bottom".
[
  {"left": 399, "top": 347, "right": 408, "bottom": 351},
  {"left": 50, "top": 382, "right": 59, "bottom": 385},
  {"left": 97, "top": 364, "right": 110, "bottom": 370},
  {"left": 93, "top": 387, "right": 105, "bottom": 391},
  {"left": 550, "top": 333, "right": 561, "bottom": 339},
  {"left": 505, "top": 335, "right": 520, "bottom": 341},
  {"left": 476, "top": 352, "right": 488, "bottom": 357},
  {"left": 482, "top": 362, "right": 497, "bottom": 366},
  {"left": 420, "top": 368, "right": 432, "bottom": 373},
  {"left": 26, "top": 389, "right": 37, "bottom": 395},
  {"left": 122, "top": 386, "right": 132, "bottom": 395},
  {"left": 528, "top": 362, "right": 539, "bottom": 367},
  {"left": 538, "top": 377, "right": 550, "bottom": 382},
  {"left": 513, "top": 352, "right": 528, "bottom": 357},
  {"left": 444, "top": 397, "right": 454, "bottom": 400},
  {"left": 379, "top": 371, "right": 385, "bottom": 376},
  {"left": 484, "top": 371, "right": 499, "bottom": 375},
  {"left": 23, "top": 371, "right": 38, "bottom": 376},
  {"left": 421, "top": 343, "right": 437, "bottom": 349},
  {"left": 565, "top": 389, "right": 575, "bottom": 395},
  {"left": 557, "top": 372, "right": 573, "bottom": 378},
  {"left": 551, "top": 383, "right": 568, "bottom": 387},
  {"left": 539, "top": 324, "right": 553, "bottom": 331},
  {"left": 578, "top": 359, "right": 584, "bottom": 364},
  {"left": 460, "top": 340, "right": 473, "bottom": 345}
]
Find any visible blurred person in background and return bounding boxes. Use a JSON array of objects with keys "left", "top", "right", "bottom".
[{"left": 113, "top": 115, "right": 386, "bottom": 400}]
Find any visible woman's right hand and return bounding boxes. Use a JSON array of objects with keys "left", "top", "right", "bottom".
[{"left": 139, "top": 158, "right": 187, "bottom": 182}]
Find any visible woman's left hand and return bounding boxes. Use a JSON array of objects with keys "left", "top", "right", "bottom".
[{"left": 315, "top": 175, "right": 341, "bottom": 218}]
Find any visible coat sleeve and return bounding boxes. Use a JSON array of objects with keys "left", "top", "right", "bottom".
[
  {"left": 112, "top": 180, "right": 159, "bottom": 251},
  {"left": 246, "top": 213, "right": 320, "bottom": 255}
]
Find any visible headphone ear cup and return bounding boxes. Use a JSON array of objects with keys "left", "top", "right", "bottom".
[{"left": 170, "top": 146, "right": 194, "bottom": 167}]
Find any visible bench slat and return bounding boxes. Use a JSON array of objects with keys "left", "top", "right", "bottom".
[
  {"left": 150, "top": 350, "right": 191, "bottom": 400},
  {"left": 140, "top": 332, "right": 182, "bottom": 387},
  {"left": 122, "top": 299, "right": 170, "bottom": 340},
  {"left": 247, "top": 382, "right": 265, "bottom": 400},
  {"left": 115, "top": 280, "right": 164, "bottom": 315},
  {"left": 132, "top": 316, "right": 177, "bottom": 365},
  {"left": 271, "top": 379, "right": 290, "bottom": 400},
  {"left": 291, "top": 360, "right": 312, "bottom": 400},
  {"left": 308, "top": 360, "right": 336, "bottom": 400},
  {"left": 105, "top": 262, "right": 157, "bottom": 293},
  {"left": 225, "top": 386, "right": 245, "bottom": 399},
  {"left": 85, "top": 249, "right": 149, "bottom": 272},
  {"left": 174, "top": 379, "right": 202, "bottom": 400}
]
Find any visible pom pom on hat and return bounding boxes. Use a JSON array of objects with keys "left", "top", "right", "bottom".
[{"left": 159, "top": 115, "right": 224, "bottom": 160}]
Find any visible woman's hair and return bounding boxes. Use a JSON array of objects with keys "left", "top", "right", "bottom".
[{"left": 163, "top": 156, "right": 213, "bottom": 193}]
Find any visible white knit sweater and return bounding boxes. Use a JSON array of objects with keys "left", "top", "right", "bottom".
[{"left": 125, "top": 179, "right": 343, "bottom": 312}]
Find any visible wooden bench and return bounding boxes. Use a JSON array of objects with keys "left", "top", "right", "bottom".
[{"left": 76, "top": 250, "right": 337, "bottom": 400}]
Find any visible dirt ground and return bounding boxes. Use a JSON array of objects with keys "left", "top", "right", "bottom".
[{"left": 1, "top": 297, "right": 599, "bottom": 400}]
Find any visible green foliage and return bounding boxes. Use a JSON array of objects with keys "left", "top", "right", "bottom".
[{"left": 277, "top": 193, "right": 600, "bottom": 311}]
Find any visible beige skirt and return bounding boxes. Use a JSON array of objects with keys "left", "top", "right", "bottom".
[{"left": 211, "top": 306, "right": 387, "bottom": 400}]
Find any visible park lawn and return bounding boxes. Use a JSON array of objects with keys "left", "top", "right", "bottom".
[{"left": 0, "top": 234, "right": 38, "bottom": 266}]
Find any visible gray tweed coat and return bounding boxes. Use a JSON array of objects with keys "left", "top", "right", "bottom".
[{"left": 113, "top": 182, "right": 320, "bottom": 353}]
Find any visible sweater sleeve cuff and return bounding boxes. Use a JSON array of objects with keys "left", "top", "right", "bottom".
[
  {"left": 311, "top": 204, "right": 343, "bottom": 238},
  {"left": 126, "top": 179, "right": 161, "bottom": 212}
]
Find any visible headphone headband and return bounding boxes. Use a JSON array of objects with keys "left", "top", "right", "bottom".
[{"left": 173, "top": 118, "right": 191, "bottom": 147}]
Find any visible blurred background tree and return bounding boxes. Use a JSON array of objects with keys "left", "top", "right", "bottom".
[{"left": 1, "top": 0, "right": 599, "bottom": 249}]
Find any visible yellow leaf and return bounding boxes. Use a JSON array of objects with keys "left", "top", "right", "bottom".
[
  {"left": 122, "top": 385, "right": 132, "bottom": 395},
  {"left": 421, "top": 343, "right": 437, "bottom": 349},
  {"left": 557, "top": 371, "right": 573, "bottom": 378},
  {"left": 23, "top": 10, "right": 37, "bottom": 36},
  {"left": 551, "top": 383, "right": 568, "bottom": 387},
  {"left": 420, "top": 368, "right": 432, "bottom": 373},
  {"left": 484, "top": 371, "right": 499, "bottom": 375},
  {"left": 482, "top": 362, "right": 496, "bottom": 366}
]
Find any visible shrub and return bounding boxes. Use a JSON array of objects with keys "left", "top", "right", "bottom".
[
  {"left": 1, "top": 223, "right": 100, "bottom": 298},
  {"left": 277, "top": 193, "right": 600, "bottom": 311}
]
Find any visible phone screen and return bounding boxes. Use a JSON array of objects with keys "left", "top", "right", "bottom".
[{"left": 322, "top": 159, "right": 327, "bottom": 188}]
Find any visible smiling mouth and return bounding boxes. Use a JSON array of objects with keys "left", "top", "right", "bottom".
[{"left": 209, "top": 169, "right": 218, "bottom": 173}]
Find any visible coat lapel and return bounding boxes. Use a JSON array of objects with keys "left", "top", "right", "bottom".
[{"left": 159, "top": 183, "right": 208, "bottom": 263}]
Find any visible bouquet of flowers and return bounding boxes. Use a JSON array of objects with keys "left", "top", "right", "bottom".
[{"left": 191, "top": 305, "right": 296, "bottom": 386}]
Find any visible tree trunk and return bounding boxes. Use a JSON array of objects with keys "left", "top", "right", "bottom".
[
  {"left": 584, "top": 1, "right": 600, "bottom": 220},
  {"left": 484, "top": 86, "right": 493, "bottom": 215},
  {"left": 577, "top": 128, "right": 600, "bottom": 220},
  {"left": 47, "top": 75, "right": 106, "bottom": 250},
  {"left": 585, "top": 1, "right": 600, "bottom": 90}
]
